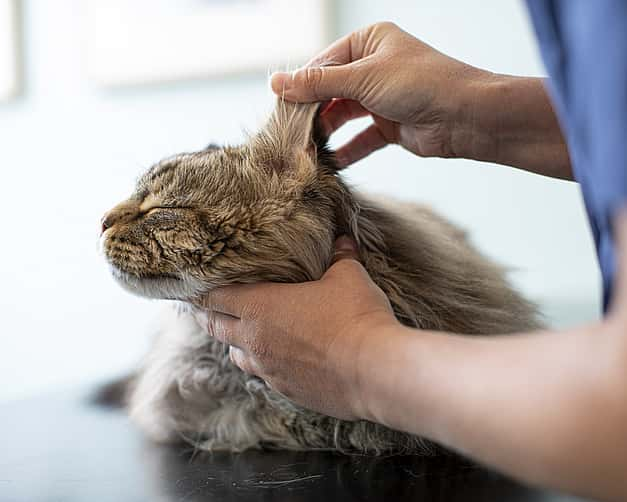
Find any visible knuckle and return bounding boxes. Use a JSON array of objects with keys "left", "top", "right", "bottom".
[
  {"left": 362, "top": 22, "right": 380, "bottom": 35},
  {"left": 366, "top": 21, "right": 400, "bottom": 35},
  {"left": 362, "top": 21, "right": 396, "bottom": 39},
  {"left": 301, "top": 66, "right": 325, "bottom": 92},
  {"left": 375, "top": 21, "right": 399, "bottom": 32}
]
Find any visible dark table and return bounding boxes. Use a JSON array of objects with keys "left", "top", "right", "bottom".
[{"left": 0, "top": 386, "right": 589, "bottom": 502}]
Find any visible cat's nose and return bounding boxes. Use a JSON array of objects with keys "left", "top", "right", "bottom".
[{"left": 100, "top": 201, "right": 141, "bottom": 234}]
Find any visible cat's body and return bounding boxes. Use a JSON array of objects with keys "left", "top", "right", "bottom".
[{"left": 101, "top": 100, "right": 541, "bottom": 454}]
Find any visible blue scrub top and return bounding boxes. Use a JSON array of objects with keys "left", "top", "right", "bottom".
[{"left": 525, "top": 0, "right": 627, "bottom": 312}]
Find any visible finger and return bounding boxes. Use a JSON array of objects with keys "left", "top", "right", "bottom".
[
  {"left": 197, "top": 285, "right": 250, "bottom": 317},
  {"left": 305, "top": 28, "right": 370, "bottom": 68},
  {"left": 331, "top": 235, "right": 360, "bottom": 264},
  {"left": 334, "top": 123, "right": 389, "bottom": 167},
  {"left": 318, "top": 99, "right": 370, "bottom": 137},
  {"left": 270, "top": 23, "right": 386, "bottom": 102},
  {"left": 321, "top": 235, "right": 371, "bottom": 284},
  {"left": 270, "top": 63, "right": 363, "bottom": 103},
  {"left": 271, "top": 26, "right": 371, "bottom": 98},
  {"left": 229, "top": 346, "right": 258, "bottom": 376},
  {"left": 206, "top": 311, "right": 246, "bottom": 348},
  {"left": 198, "top": 283, "right": 278, "bottom": 320}
]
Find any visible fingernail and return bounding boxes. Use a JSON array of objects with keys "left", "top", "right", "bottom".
[
  {"left": 271, "top": 72, "right": 292, "bottom": 93},
  {"left": 335, "top": 235, "right": 358, "bottom": 252}
]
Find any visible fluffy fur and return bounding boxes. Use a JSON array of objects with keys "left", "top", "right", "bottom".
[{"left": 101, "top": 100, "right": 542, "bottom": 454}]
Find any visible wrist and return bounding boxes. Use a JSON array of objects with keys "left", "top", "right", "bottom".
[
  {"left": 448, "top": 70, "right": 506, "bottom": 163},
  {"left": 449, "top": 73, "right": 572, "bottom": 178},
  {"left": 351, "top": 320, "right": 423, "bottom": 425}
]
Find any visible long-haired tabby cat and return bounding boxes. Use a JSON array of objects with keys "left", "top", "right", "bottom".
[{"left": 101, "top": 99, "right": 542, "bottom": 454}]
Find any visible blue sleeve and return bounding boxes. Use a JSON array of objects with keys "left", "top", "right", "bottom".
[{"left": 526, "top": 0, "right": 627, "bottom": 310}]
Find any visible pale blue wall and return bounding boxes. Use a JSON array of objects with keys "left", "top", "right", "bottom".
[{"left": 0, "top": 0, "right": 600, "bottom": 401}]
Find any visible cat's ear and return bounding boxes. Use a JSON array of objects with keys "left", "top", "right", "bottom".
[
  {"left": 272, "top": 99, "right": 321, "bottom": 151},
  {"left": 252, "top": 99, "right": 337, "bottom": 172}
]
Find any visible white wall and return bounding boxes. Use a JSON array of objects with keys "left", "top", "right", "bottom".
[{"left": 0, "top": 0, "right": 600, "bottom": 402}]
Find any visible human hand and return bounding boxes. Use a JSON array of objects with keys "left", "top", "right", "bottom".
[
  {"left": 271, "top": 22, "right": 490, "bottom": 166},
  {"left": 194, "top": 236, "right": 399, "bottom": 421}
]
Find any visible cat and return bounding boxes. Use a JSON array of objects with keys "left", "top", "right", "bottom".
[{"left": 100, "top": 99, "right": 542, "bottom": 454}]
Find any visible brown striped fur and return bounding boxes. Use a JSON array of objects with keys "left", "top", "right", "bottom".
[{"left": 100, "top": 99, "right": 541, "bottom": 453}]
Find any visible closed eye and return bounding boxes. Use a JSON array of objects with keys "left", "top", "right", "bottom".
[{"left": 144, "top": 206, "right": 194, "bottom": 215}]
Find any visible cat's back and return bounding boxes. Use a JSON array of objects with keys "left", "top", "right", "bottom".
[
  {"left": 360, "top": 194, "right": 468, "bottom": 243},
  {"left": 353, "top": 192, "right": 543, "bottom": 334}
]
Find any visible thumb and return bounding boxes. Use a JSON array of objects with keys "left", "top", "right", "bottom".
[
  {"left": 271, "top": 65, "right": 358, "bottom": 103},
  {"left": 323, "top": 235, "right": 372, "bottom": 283},
  {"left": 330, "top": 235, "right": 361, "bottom": 265}
]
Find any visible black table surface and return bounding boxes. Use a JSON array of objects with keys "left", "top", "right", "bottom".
[{"left": 0, "top": 386, "right": 589, "bottom": 502}]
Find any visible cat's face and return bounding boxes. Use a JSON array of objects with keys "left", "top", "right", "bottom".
[{"left": 101, "top": 102, "right": 347, "bottom": 300}]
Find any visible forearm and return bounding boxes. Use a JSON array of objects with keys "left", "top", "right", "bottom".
[
  {"left": 358, "top": 321, "right": 627, "bottom": 500},
  {"left": 453, "top": 74, "right": 573, "bottom": 179}
]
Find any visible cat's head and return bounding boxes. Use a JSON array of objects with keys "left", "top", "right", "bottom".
[{"left": 101, "top": 101, "right": 354, "bottom": 300}]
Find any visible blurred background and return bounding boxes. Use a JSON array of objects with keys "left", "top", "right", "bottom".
[{"left": 0, "top": 0, "right": 600, "bottom": 403}]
